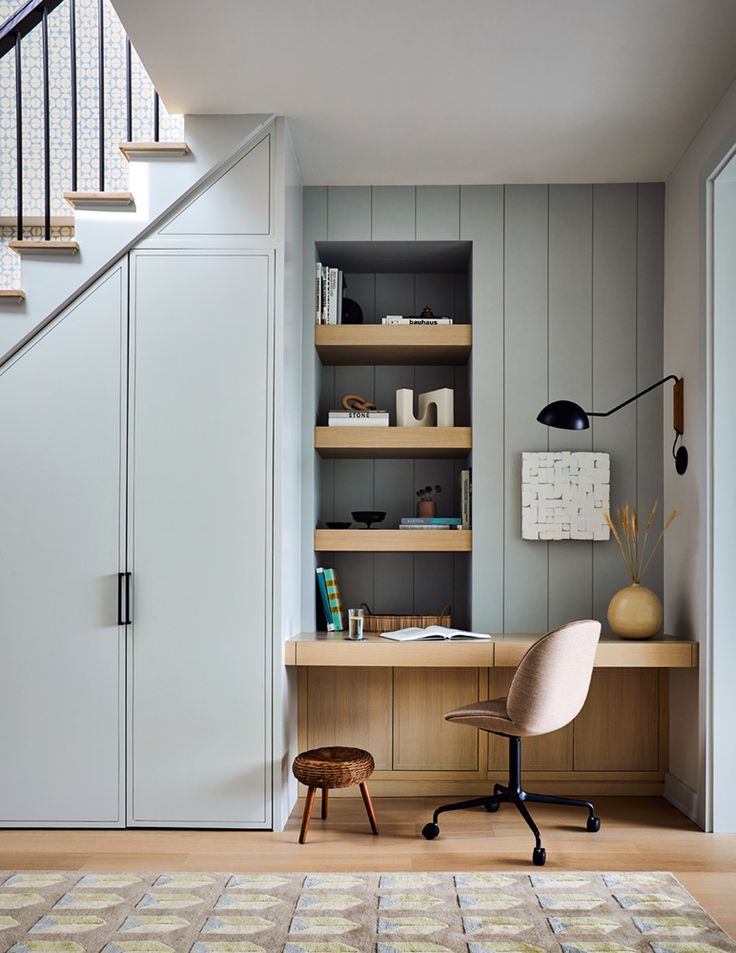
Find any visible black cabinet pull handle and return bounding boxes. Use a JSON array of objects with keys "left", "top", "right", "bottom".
[{"left": 117, "top": 572, "right": 131, "bottom": 625}]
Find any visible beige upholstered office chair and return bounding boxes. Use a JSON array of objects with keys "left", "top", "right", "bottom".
[{"left": 421, "top": 619, "right": 602, "bottom": 866}]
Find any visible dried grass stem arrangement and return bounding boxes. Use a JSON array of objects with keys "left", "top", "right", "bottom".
[{"left": 604, "top": 501, "right": 678, "bottom": 584}]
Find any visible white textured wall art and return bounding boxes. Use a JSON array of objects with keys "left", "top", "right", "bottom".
[{"left": 521, "top": 451, "right": 610, "bottom": 541}]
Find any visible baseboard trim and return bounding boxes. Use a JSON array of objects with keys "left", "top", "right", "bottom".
[{"left": 664, "top": 771, "right": 700, "bottom": 824}]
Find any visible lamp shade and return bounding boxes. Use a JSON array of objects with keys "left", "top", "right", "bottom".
[{"left": 536, "top": 399, "right": 590, "bottom": 430}]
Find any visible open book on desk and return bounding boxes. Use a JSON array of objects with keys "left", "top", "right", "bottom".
[{"left": 379, "top": 626, "right": 493, "bottom": 642}]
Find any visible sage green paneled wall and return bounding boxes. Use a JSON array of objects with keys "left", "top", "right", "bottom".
[{"left": 302, "top": 184, "right": 664, "bottom": 634}]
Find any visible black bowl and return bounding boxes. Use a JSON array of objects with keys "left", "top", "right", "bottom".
[
  {"left": 326, "top": 521, "right": 352, "bottom": 529},
  {"left": 351, "top": 510, "right": 386, "bottom": 529}
]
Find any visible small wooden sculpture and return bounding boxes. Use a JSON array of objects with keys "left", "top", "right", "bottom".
[{"left": 341, "top": 394, "right": 377, "bottom": 412}]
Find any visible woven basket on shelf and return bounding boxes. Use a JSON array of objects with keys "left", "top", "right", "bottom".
[{"left": 359, "top": 603, "right": 451, "bottom": 633}]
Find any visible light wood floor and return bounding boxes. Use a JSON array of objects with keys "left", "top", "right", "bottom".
[{"left": 1, "top": 798, "right": 735, "bottom": 936}]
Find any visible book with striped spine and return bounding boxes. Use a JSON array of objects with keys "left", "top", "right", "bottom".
[{"left": 323, "top": 567, "right": 344, "bottom": 631}]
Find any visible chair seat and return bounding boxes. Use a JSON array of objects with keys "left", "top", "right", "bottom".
[
  {"left": 445, "top": 695, "right": 535, "bottom": 736},
  {"left": 292, "top": 746, "right": 374, "bottom": 789}
]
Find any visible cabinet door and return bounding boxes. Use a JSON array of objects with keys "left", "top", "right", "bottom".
[
  {"left": 128, "top": 250, "right": 272, "bottom": 828},
  {"left": 0, "top": 266, "right": 126, "bottom": 826}
]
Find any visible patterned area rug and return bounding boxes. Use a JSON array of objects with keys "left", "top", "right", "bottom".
[{"left": 0, "top": 871, "right": 734, "bottom": 953}]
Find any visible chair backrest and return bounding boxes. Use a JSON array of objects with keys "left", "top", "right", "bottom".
[{"left": 506, "top": 620, "right": 601, "bottom": 735}]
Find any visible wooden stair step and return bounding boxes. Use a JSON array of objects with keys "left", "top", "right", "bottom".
[
  {"left": 64, "top": 191, "right": 134, "bottom": 208},
  {"left": 9, "top": 240, "right": 80, "bottom": 256},
  {"left": 0, "top": 289, "right": 26, "bottom": 303},
  {"left": 119, "top": 141, "right": 190, "bottom": 160}
]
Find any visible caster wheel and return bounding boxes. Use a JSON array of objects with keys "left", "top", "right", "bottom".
[
  {"left": 422, "top": 822, "right": 440, "bottom": 840},
  {"left": 532, "top": 847, "right": 546, "bottom": 866},
  {"left": 586, "top": 815, "right": 601, "bottom": 833},
  {"left": 485, "top": 801, "right": 500, "bottom": 813}
]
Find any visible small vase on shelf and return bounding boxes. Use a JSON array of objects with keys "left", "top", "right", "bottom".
[
  {"left": 607, "top": 583, "right": 663, "bottom": 639},
  {"left": 417, "top": 499, "right": 436, "bottom": 518},
  {"left": 416, "top": 484, "right": 441, "bottom": 519},
  {"left": 604, "top": 501, "right": 678, "bottom": 641}
]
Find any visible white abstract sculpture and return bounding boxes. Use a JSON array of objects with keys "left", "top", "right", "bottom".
[
  {"left": 521, "top": 451, "right": 610, "bottom": 541},
  {"left": 396, "top": 388, "right": 454, "bottom": 427}
]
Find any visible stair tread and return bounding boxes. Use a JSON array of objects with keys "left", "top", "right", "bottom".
[
  {"left": 119, "top": 141, "right": 190, "bottom": 160},
  {"left": 9, "top": 240, "right": 80, "bottom": 255},
  {"left": 63, "top": 191, "right": 134, "bottom": 207},
  {"left": 0, "top": 289, "right": 26, "bottom": 301}
]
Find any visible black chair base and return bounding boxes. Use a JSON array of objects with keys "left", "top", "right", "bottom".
[{"left": 421, "top": 734, "right": 601, "bottom": 866}]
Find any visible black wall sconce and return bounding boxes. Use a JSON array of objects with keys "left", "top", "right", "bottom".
[{"left": 537, "top": 375, "right": 688, "bottom": 475}]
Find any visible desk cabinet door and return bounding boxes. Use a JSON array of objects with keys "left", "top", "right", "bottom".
[{"left": 128, "top": 250, "right": 272, "bottom": 827}]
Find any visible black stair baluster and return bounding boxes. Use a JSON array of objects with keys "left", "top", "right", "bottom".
[
  {"left": 70, "top": 0, "right": 77, "bottom": 192},
  {"left": 97, "top": 0, "right": 104, "bottom": 192},
  {"left": 42, "top": 4, "right": 50, "bottom": 241},
  {"left": 15, "top": 31, "right": 23, "bottom": 243},
  {"left": 125, "top": 36, "right": 132, "bottom": 142},
  {"left": 153, "top": 89, "right": 160, "bottom": 142}
]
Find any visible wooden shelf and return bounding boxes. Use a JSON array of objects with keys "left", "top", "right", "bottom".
[
  {"left": 314, "top": 528, "right": 472, "bottom": 552},
  {"left": 285, "top": 631, "right": 699, "bottom": 669},
  {"left": 315, "top": 426, "right": 471, "bottom": 458},
  {"left": 315, "top": 324, "right": 471, "bottom": 365}
]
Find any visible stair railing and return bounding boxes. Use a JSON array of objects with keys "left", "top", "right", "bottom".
[{"left": 0, "top": 0, "right": 166, "bottom": 245}]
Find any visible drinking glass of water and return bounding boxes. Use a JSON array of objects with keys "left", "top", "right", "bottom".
[{"left": 347, "top": 607, "right": 365, "bottom": 641}]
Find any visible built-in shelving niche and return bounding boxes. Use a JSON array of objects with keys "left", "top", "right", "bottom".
[{"left": 314, "top": 240, "right": 473, "bottom": 630}]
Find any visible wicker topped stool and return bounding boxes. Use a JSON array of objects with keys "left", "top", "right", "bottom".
[{"left": 292, "top": 746, "right": 378, "bottom": 843}]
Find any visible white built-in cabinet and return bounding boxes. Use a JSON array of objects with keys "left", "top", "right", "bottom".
[
  {"left": 0, "top": 266, "right": 127, "bottom": 826},
  {"left": 127, "top": 250, "right": 272, "bottom": 827},
  {"left": 0, "top": 121, "right": 298, "bottom": 828}
]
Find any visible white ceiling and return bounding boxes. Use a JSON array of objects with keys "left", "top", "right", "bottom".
[{"left": 112, "top": 0, "right": 736, "bottom": 185}]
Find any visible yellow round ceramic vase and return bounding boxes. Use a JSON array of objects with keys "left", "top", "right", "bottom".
[{"left": 607, "top": 583, "right": 663, "bottom": 639}]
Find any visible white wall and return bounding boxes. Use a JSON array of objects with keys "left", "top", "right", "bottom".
[{"left": 663, "top": 77, "right": 736, "bottom": 830}]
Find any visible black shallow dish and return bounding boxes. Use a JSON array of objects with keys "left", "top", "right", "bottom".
[
  {"left": 351, "top": 510, "right": 387, "bottom": 529},
  {"left": 326, "top": 521, "right": 352, "bottom": 529}
]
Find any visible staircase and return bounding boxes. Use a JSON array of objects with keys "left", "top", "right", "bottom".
[{"left": 0, "top": 0, "right": 187, "bottom": 298}]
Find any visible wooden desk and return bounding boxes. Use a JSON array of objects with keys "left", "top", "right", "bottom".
[
  {"left": 285, "top": 631, "right": 698, "bottom": 669},
  {"left": 290, "top": 631, "right": 698, "bottom": 800}
]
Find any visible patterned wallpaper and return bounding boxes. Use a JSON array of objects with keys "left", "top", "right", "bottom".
[{"left": 0, "top": 0, "right": 183, "bottom": 288}]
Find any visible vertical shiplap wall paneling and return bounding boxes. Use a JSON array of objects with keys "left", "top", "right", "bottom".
[
  {"left": 326, "top": 189, "right": 375, "bottom": 610},
  {"left": 503, "top": 186, "right": 550, "bottom": 632},
  {"left": 301, "top": 187, "right": 327, "bottom": 629},
  {"left": 416, "top": 186, "right": 461, "bottom": 240},
  {"left": 547, "top": 185, "right": 595, "bottom": 627},
  {"left": 636, "top": 184, "right": 665, "bottom": 600},
  {"left": 591, "top": 185, "right": 639, "bottom": 623},
  {"left": 304, "top": 182, "right": 663, "bottom": 633},
  {"left": 372, "top": 187, "right": 416, "bottom": 241},
  {"left": 413, "top": 186, "right": 462, "bottom": 620},
  {"left": 461, "top": 186, "right": 504, "bottom": 632}
]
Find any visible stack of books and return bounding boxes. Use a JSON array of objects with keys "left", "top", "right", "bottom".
[
  {"left": 328, "top": 410, "right": 389, "bottom": 427},
  {"left": 316, "top": 567, "right": 344, "bottom": 631},
  {"left": 382, "top": 315, "right": 453, "bottom": 325},
  {"left": 399, "top": 517, "right": 463, "bottom": 530},
  {"left": 315, "top": 263, "right": 343, "bottom": 324}
]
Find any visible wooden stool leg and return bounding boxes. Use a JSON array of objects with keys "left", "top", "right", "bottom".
[
  {"left": 321, "top": 787, "right": 329, "bottom": 819},
  {"left": 359, "top": 781, "right": 379, "bottom": 835},
  {"left": 299, "top": 786, "right": 317, "bottom": 844}
]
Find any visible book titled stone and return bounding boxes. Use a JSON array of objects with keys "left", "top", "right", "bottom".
[{"left": 327, "top": 411, "right": 389, "bottom": 427}]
